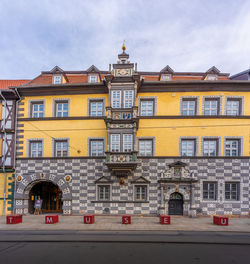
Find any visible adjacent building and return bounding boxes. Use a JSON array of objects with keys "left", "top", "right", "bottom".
[
  {"left": 12, "top": 47, "right": 250, "bottom": 217},
  {"left": 0, "top": 80, "right": 29, "bottom": 215}
]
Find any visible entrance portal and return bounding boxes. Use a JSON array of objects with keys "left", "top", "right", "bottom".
[
  {"left": 168, "top": 192, "right": 183, "bottom": 215},
  {"left": 29, "top": 181, "right": 63, "bottom": 214}
]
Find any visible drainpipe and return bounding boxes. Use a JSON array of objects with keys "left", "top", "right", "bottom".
[
  {"left": 0, "top": 91, "right": 7, "bottom": 216},
  {"left": 13, "top": 88, "right": 21, "bottom": 214}
]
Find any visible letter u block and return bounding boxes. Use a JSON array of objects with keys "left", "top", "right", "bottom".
[
  {"left": 45, "top": 215, "right": 59, "bottom": 224},
  {"left": 84, "top": 215, "right": 95, "bottom": 224},
  {"left": 218, "top": 216, "right": 229, "bottom": 226},
  {"left": 160, "top": 215, "right": 171, "bottom": 225},
  {"left": 122, "top": 215, "right": 131, "bottom": 224}
]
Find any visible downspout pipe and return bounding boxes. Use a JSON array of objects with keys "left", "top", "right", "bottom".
[
  {"left": 0, "top": 91, "right": 7, "bottom": 216},
  {"left": 13, "top": 88, "right": 21, "bottom": 214}
]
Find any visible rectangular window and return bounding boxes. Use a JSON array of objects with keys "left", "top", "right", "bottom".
[
  {"left": 140, "top": 100, "right": 154, "bottom": 116},
  {"left": 203, "top": 139, "right": 218, "bottom": 156},
  {"left": 31, "top": 102, "right": 44, "bottom": 118},
  {"left": 135, "top": 185, "right": 147, "bottom": 201},
  {"left": 30, "top": 141, "right": 43, "bottom": 157},
  {"left": 226, "top": 99, "right": 241, "bottom": 115},
  {"left": 181, "top": 139, "right": 196, "bottom": 156},
  {"left": 225, "top": 139, "right": 240, "bottom": 156},
  {"left": 123, "top": 134, "right": 133, "bottom": 152},
  {"left": 55, "top": 101, "right": 68, "bottom": 117},
  {"left": 53, "top": 75, "right": 62, "bottom": 84},
  {"left": 203, "top": 182, "right": 217, "bottom": 200},
  {"left": 90, "top": 101, "right": 103, "bottom": 116},
  {"left": 55, "top": 140, "right": 68, "bottom": 157},
  {"left": 89, "top": 75, "right": 98, "bottom": 83},
  {"left": 111, "top": 91, "right": 121, "bottom": 108},
  {"left": 124, "top": 90, "right": 134, "bottom": 108},
  {"left": 225, "top": 182, "right": 239, "bottom": 200},
  {"left": 111, "top": 134, "right": 120, "bottom": 152},
  {"left": 182, "top": 99, "right": 197, "bottom": 116},
  {"left": 98, "top": 185, "right": 110, "bottom": 201},
  {"left": 139, "top": 140, "right": 153, "bottom": 156},
  {"left": 90, "top": 140, "right": 104, "bottom": 156},
  {"left": 204, "top": 99, "right": 219, "bottom": 115}
]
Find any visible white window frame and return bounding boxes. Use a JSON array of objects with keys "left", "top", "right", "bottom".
[
  {"left": 55, "top": 140, "right": 68, "bottom": 157},
  {"left": 204, "top": 99, "right": 218, "bottom": 115},
  {"left": 226, "top": 99, "right": 240, "bottom": 116},
  {"left": 90, "top": 140, "right": 104, "bottom": 156},
  {"left": 182, "top": 99, "right": 196, "bottom": 116},
  {"left": 139, "top": 140, "right": 153, "bottom": 156},
  {"left": 89, "top": 75, "right": 98, "bottom": 83},
  {"left": 123, "top": 90, "right": 134, "bottom": 108},
  {"left": 90, "top": 101, "right": 103, "bottom": 116},
  {"left": 123, "top": 134, "right": 133, "bottom": 152},
  {"left": 181, "top": 139, "right": 196, "bottom": 156},
  {"left": 53, "top": 75, "right": 62, "bottom": 84},
  {"left": 55, "top": 101, "right": 69, "bottom": 117},
  {"left": 98, "top": 185, "right": 110, "bottom": 201},
  {"left": 111, "top": 91, "right": 121, "bottom": 109},
  {"left": 203, "top": 139, "right": 218, "bottom": 156},
  {"left": 203, "top": 182, "right": 217, "bottom": 200},
  {"left": 134, "top": 185, "right": 148, "bottom": 201},
  {"left": 161, "top": 74, "right": 172, "bottom": 81},
  {"left": 140, "top": 100, "right": 154, "bottom": 116},
  {"left": 111, "top": 134, "right": 120, "bottom": 152},
  {"left": 30, "top": 141, "right": 43, "bottom": 157},
  {"left": 32, "top": 102, "right": 44, "bottom": 118},
  {"left": 225, "top": 139, "right": 240, "bottom": 156},
  {"left": 225, "top": 182, "right": 240, "bottom": 201}
]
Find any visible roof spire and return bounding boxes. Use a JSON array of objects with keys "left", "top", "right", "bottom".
[{"left": 122, "top": 40, "right": 126, "bottom": 52}]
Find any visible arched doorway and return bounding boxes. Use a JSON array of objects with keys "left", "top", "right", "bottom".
[
  {"left": 168, "top": 192, "right": 183, "bottom": 215},
  {"left": 29, "top": 181, "right": 63, "bottom": 214}
]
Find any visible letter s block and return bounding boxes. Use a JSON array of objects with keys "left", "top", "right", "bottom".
[{"left": 122, "top": 215, "right": 131, "bottom": 224}]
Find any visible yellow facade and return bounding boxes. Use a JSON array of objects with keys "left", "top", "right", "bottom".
[
  {"left": 0, "top": 173, "right": 14, "bottom": 215},
  {"left": 18, "top": 90, "right": 250, "bottom": 158}
]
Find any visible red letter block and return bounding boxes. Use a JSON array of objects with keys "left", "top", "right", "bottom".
[
  {"left": 6, "top": 215, "right": 23, "bottom": 224},
  {"left": 84, "top": 215, "right": 95, "bottom": 224},
  {"left": 45, "top": 215, "right": 59, "bottom": 224},
  {"left": 217, "top": 216, "right": 228, "bottom": 226},
  {"left": 213, "top": 215, "right": 228, "bottom": 226},
  {"left": 160, "top": 215, "right": 171, "bottom": 225},
  {"left": 122, "top": 215, "right": 131, "bottom": 224}
]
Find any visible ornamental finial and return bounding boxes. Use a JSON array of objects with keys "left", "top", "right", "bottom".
[{"left": 122, "top": 40, "right": 126, "bottom": 51}]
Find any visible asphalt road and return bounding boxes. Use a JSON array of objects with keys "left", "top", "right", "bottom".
[{"left": 0, "top": 231, "right": 249, "bottom": 264}]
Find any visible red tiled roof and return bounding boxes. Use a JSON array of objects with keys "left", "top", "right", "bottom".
[{"left": 0, "top": 80, "right": 30, "bottom": 90}]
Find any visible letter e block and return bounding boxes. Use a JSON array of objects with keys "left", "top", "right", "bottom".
[{"left": 160, "top": 215, "right": 171, "bottom": 225}]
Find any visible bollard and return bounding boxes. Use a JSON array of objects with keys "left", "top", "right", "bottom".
[
  {"left": 160, "top": 215, "right": 171, "bottom": 225},
  {"left": 6, "top": 215, "right": 23, "bottom": 224},
  {"left": 84, "top": 214, "right": 95, "bottom": 224},
  {"left": 45, "top": 215, "right": 59, "bottom": 224},
  {"left": 122, "top": 215, "right": 131, "bottom": 224}
]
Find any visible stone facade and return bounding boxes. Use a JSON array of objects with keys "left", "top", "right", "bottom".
[{"left": 14, "top": 157, "right": 250, "bottom": 216}]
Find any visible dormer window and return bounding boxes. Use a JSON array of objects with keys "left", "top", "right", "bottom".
[
  {"left": 89, "top": 75, "right": 98, "bottom": 83},
  {"left": 161, "top": 74, "right": 172, "bottom": 81},
  {"left": 206, "top": 74, "right": 217, "bottom": 81},
  {"left": 53, "top": 75, "right": 62, "bottom": 84}
]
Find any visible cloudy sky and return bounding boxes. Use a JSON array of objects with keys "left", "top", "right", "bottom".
[{"left": 0, "top": 0, "right": 250, "bottom": 79}]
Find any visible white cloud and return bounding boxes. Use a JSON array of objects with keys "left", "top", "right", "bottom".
[{"left": 0, "top": 0, "right": 249, "bottom": 78}]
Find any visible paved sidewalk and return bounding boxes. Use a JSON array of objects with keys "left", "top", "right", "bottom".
[{"left": 0, "top": 215, "right": 249, "bottom": 232}]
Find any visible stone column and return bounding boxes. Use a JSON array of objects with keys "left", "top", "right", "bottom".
[{"left": 158, "top": 185, "right": 165, "bottom": 215}]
